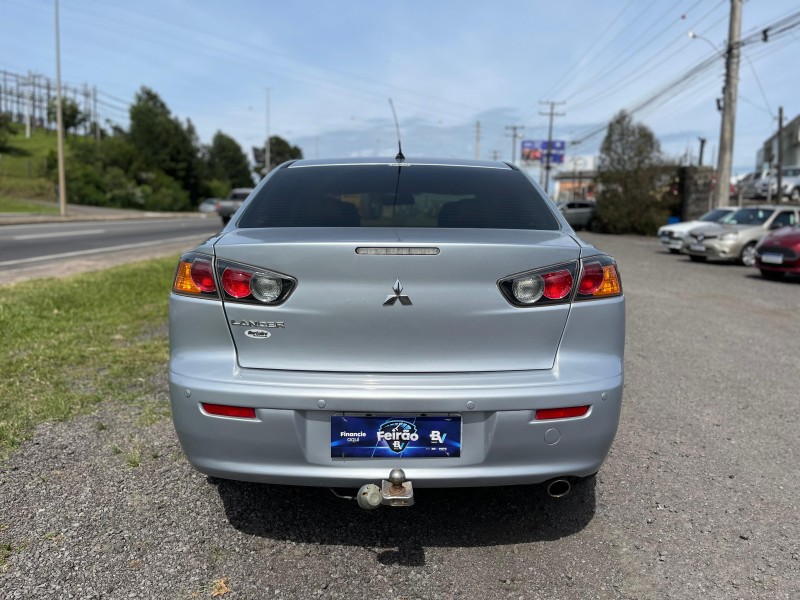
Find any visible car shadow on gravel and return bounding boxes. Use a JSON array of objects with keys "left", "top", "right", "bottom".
[{"left": 212, "top": 477, "right": 595, "bottom": 564}]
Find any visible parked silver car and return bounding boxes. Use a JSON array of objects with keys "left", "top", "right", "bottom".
[
  {"left": 657, "top": 207, "right": 736, "bottom": 254},
  {"left": 169, "top": 157, "right": 625, "bottom": 506},
  {"left": 756, "top": 166, "right": 800, "bottom": 202},
  {"left": 556, "top": 200, "right": 596, "bottom": 230},
  {"left": 683, "top": 205, "right": 799, "bottom": 266}
]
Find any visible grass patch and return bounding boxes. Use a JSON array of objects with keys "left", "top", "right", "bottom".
[
  {"left": 0, "top": 196, "right": 59, "bottom": 214},
  {"left": 0, "top": 256, "right": 177, "bottom": 454}
]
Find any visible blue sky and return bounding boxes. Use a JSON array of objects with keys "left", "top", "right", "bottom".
[{"left": 2, "top": 0, "right": 798, "bottom": 178}]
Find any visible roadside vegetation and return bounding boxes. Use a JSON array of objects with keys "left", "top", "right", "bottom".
[
  {"left": 0, "top": 88, "right": 302, "bottom": 212},
  {"left": 0, "top": 256, "right": 177, "bottom": 454},
  {"left": 593, "top": 110, "right": 681, "bottom": 235}
]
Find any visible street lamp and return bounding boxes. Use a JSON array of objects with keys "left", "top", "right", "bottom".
[{"left": 54, "top": 0, "right": 67, "bottom": 216}]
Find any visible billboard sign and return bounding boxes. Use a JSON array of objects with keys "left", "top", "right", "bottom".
[{"left": 521, "top": 140, "right": 566, "bottom": 164}]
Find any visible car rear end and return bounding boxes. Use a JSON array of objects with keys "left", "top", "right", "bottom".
[{"left": 169, "top": 159, "right": 625, "bottom": 490}]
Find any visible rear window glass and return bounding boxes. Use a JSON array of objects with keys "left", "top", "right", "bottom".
[{"left": 238, "top": 165, "right": 558, "bottom": 230}]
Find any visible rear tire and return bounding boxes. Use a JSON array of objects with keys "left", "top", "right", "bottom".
[
  {"left": 220, "top": 215, "right": 230, "bottom": 225},
  {"left": 760, "top": 269, "right": 785, "bottom": 281},
  {"left": 740, "top": 242, "right": 757, "bottom": 267},
  {"left": 689, "top": 255, "right": 707, "bottom": 262}
]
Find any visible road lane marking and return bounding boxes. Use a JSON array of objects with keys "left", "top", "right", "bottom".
[
  {"left": 0, "top": 235, "right": 207, "bottom": 267},
  {"left": 13, "top": 229, "right": 106, "bottom": 241}
]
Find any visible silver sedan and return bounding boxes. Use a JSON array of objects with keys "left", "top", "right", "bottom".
[{"left": 169, "top": 157, "right": 625, "bottom": 507}]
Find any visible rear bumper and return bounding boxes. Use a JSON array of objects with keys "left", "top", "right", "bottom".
[
  {"left": 169, "top": 368, "right": 622, "bottom": 488},
  {"left": 169, "top": 293, "right": 625, "bottom": 488}
]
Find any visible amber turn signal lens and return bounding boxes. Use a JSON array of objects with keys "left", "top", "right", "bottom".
[
  {"left": 173, "top": 260, "right": 202, "bottom": 294},
  {"left": 593, "top": 265, "right": 621, "bottom": 297}
]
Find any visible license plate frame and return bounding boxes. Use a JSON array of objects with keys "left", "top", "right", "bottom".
[
  {"left": 690, "top": 243, "right": 706, "bottom": 252},
  {"left": 331, "top": 414, "right": 462, "bottom": 458}
]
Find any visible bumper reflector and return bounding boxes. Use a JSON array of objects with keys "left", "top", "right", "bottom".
[
  {"left": 201, "top": 403, "right": 257, "bottom": 419},
  {"left": 535, "top": 405, "right": 590, "bottom": 420}
]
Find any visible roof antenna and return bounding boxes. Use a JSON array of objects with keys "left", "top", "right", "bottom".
[{"left": 388, "top": 98, "right": 405, "bottom": 162}]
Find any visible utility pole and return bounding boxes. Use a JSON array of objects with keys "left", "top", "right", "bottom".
[
  {"left": 713, "top": 0, "right": 743, "bottom": 208},
  {"left": 25, "top": 71, "right": 32, "bottom": 139},
  {"left": 776, "top": 106, "right": 783, "bottom": 200},
  {"left": 264, "top": 87, "right": 271, "bottom": 176},
  {"left": 54, "top": 0, "right": 67, "bottom": 217},
  {"left": 505, "top": 125, "right": 524, "bottom": 165},
  {"left": 698, "top": 137, "right": 707, "bottom": 166},
  {"left": 475, "top": 121, "right": 481, "bottom": 160},
  {"left": 491, "top": 150, "right": 501, "bottom": 161},
  {"left": 539, "top": 100, "right": 566, "bottom": 194}
]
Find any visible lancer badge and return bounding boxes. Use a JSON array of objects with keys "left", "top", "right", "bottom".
[{"left": 383, "top": 279, "right": 412, "bottom": 306}]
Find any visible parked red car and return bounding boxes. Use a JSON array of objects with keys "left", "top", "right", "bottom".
[{"left": 754, "top": 225, "right": 800, "bottom": 280}]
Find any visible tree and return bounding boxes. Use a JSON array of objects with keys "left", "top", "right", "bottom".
[
  {"left": 47, "top": 98, "right": 87, "bottom": 134},
  {"left": 0, "top": 112, "right": 13, "bottom": 150},
  {"left": 208, "top": 131, "right": 253, "bottom": 189},
  {"left": 128, "top": 87, "right": 202, "bottom": 203},
  {"left": 252, "top": 135, "right": 303, "bottom": 176},
  {"left": 594, "top": 111, "right": 671, "bottom": 235}
]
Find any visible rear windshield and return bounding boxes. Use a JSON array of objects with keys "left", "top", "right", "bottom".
[{"left": 238, "top": 165, "right": 559, "bottom": 230}]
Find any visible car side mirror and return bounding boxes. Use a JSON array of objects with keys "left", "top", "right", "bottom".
[{"left": 769, "top": 222, "right": 783, "bottom": 230}]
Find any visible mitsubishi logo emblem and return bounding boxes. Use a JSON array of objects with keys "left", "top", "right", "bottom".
[{"left": 383, "top": 279, "right": 412, "bottom": 306}]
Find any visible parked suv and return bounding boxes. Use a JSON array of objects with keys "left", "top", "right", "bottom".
[
  {"left": 756, "top": 166, "right": 800, "bottom": 202},
  {"left": 683, "top": 205, "right": 800, "bottom": 266}
]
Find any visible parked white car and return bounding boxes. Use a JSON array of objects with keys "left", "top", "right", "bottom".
[
  {"left": 657, "top": 208, "right": 736, "bottom": 254},
  {"left": 756, "top": 166, "right": 800, "bottom": 201}
]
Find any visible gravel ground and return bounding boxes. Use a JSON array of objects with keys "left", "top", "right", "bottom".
[{"left": 1, "top": 232, "right": 798, "bottom": 599}]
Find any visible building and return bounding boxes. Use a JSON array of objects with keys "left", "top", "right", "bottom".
[
  {"left": 755, "top": 113, "right": 800, "bottom": 170},
  {"left": 552, "top": 155, "right": 597, "bottom": 201}
]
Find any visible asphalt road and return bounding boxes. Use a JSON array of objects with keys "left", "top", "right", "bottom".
[
  {"left": 0, "top": 217, "right": 221, "bottom": 268},
  {"left": 0, "top": 216, "right": 222, "bottom": 284},
  {"left": 1, "top": 232, "right": 798, "bottom": 599}
]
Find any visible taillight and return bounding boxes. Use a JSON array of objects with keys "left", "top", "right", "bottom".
[
  {"left": 172, "top": 253, "right": 219, "bottom": 299},
  {"left": 201, "top": 403, "right": 256, "bottom": 419},
  {"left": 575, "top": 256, "right": 622, "bottom": 300},
  {"left": 499, "top": 256, "right": 621, "bottom": 307},
  {"left": 500, "top": 263, "right": 578, "bottom": 307},
  {"left": 216, "top": 259, "right": 295, "bottom": 305}
]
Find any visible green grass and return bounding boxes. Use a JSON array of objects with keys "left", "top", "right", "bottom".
[
  {"left": 0, "top": 256, "right": 178, "bottom": 453},
  {"left": 0, "top": 127, "right": 60, "bottom": 200},
  {"left": 0, "top": 196, "right": 59, "bottom": 214}
]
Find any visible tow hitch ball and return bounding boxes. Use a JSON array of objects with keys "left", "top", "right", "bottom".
[{"left": 357, "top": 468, "right": 414, "bottom": 510}]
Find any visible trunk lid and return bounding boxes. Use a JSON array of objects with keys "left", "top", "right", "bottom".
[{"left": 214, "top": 228, "right": 581, "bottom": 373}]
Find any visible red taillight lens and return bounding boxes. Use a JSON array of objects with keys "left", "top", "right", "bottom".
[
  {"left": 201, "top": 403, "right": 256, "bottom": 419},
  {"left": 190, "top": 259, "right": 216, "bottom": 293},
  {"left": 222, "top": 268, "right": 252, "bottom": 298},
  {"left": 542, "top": 269, "right": 573, "bottom": 300},
  {"left": 535, "top": 405, "right": 590, "bottom": 420},
  {"left": 579, "top": 261, "right": 604, "bottom": 295}
]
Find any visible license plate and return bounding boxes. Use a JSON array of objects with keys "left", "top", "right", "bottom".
[
  {"left": 331, "top": 414, "right": 461, "bottom": 458},
  {"left": 761, "top": 253, "right": 784, "bottom": 265},
  {"left": 690, "top": 243, "right": 706, "bottom": 252}
]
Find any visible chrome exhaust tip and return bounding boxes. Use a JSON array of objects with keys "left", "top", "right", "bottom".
[{"left": 546, "top": 478, "right": 571, "bottom": 498}]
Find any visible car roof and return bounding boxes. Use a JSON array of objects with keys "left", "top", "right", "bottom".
[{"left": 285, "top": 157, "right": 514, "bottom": 170}]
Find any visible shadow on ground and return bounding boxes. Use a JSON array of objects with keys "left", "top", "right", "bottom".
[{"left": 212, "top": 476, "right": 596, "bottom": 564}]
